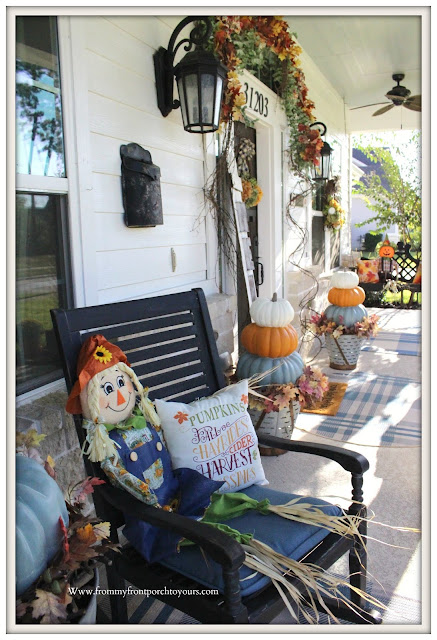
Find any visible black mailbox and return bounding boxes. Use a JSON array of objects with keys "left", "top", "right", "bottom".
[{"left": 120, "top": 143, "right": 164, "bottom": 227}]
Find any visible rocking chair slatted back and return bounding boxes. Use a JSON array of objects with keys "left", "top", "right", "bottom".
[{"left": 52, "top": 289, "right": 225, "bottom": 408}]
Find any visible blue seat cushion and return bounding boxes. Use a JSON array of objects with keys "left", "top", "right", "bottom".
[{"left": 160, "top": 485, "right": 343, "bottom": 597}]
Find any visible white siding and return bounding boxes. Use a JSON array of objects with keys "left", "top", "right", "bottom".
[{"left": 68, "top": 15, "right": 218, "bottom": 305}]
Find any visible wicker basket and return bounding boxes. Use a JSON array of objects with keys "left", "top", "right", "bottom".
[{"left": 325, "top": 334, "right": 361, "bottom": 370}]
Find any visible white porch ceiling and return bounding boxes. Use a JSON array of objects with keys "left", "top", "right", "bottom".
[{"left": 286, "top": 15, "right": 422, "bottom": 132}]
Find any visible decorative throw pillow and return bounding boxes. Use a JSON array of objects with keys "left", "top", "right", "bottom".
[
  {"left": 155, "top": 380, "right": 268, "bottom": 494},
  {"left": 357, "top": 259, "right": 380, "bottom": 284},
  {"left": 412, "top": 263, "right": 421, "bottom": 284}
]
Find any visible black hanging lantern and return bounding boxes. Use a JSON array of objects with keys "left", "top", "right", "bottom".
[
  {"left": 310, "top": 122, "right": 333, "bottom": 181},
  {"left": 154, "top": 17, "right": 227, "bottom": 134}
]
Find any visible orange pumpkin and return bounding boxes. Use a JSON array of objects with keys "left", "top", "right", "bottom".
[
  {"left": 328, "top": 286, "right": 365, "bottom": 307},
  {"left": 241, "top": 323, "right": 298, "bottom": 358},
  {"left": 379, "top": 244, "right": 395, "bottom": 258}
]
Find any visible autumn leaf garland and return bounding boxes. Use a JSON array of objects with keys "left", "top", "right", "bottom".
[{"left": 209, "top": 16, "right": 323, "bottom": 172}]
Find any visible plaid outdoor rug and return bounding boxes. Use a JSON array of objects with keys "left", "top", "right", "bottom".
[
  {"left": 296, "top": 372, "right": 421, "bottom": 447},
  {"left": 362, "top": 331, "right": 421, "bottom": 357}
]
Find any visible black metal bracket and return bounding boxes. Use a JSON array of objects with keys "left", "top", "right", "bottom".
[{"left": 153, "top": 16, "right": 212, "bottom": 117}]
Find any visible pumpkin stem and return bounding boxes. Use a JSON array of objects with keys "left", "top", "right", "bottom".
[{"left": 272, "top": 293, "right": 278, "bottom": 302}]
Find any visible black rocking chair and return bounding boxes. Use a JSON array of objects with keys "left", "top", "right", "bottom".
[{"left": 51, "top": 288, "right": 382, "bottom": 625}]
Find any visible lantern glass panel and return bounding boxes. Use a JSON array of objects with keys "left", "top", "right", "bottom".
[
  {"left": 322, "top": 153, "right": 332, "bottom": 180},
  {"left": 214, "top": 76, "right": 223, "bottom": 127},
  {"left": 184, "top": 73, "right": 199, "bottom": 126},
  {"left": 312, "top": 161, "right": 323, "bottom": 180},
  {"left": 200, "top": 73, "right": 215, "bottom": 123},
  {"left": 177, "top": 76, "right": 188, "bottom": 126}
]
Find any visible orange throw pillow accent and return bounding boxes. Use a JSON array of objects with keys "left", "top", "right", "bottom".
[
  {"left": 413, "top": 263, "right": 422, "bottom": 284},
  {"left": 357, "top": 259, "right": 380, "bottom": 284}
]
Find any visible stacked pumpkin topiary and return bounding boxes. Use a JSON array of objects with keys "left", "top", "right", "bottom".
[
  {"left": 324, "top": 270, "right": 367, "bottom": 370},
  {"left": 325, "top": 270, "right": 367, "bottom": 328},
  {"left": 236, "top": 294, "right": 304, "bottom": 448},
  {"left": 236, "top": 293, "right": 304, "bottom": 385}
]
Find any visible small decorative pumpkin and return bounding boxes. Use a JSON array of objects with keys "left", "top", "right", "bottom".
[
  {"left": 327, "top": 286, "right": 365, "bottom": 307},
  {"left": 324, "top": 304, "right": 368, "bottom": 328},
  {"left": 250, "top": 293, "right": 295, "bottom": 327},
  {"left": 330, "top": 270, "right": 359, "bottom": 290},
  {"left": 241, "top": 323, "right": 298, "bottom": 358},
  {"left": 16, "top": 455, "right": 69, "bottom": 596},
  {"left": 236, "top": 351, "right": 305, "bottom": 385},
  {"left": 379, "top": 235, "right": 395, "bottom": 259},
  {"left": 379, "top": 244, "right": 395, "bottom": 258}
]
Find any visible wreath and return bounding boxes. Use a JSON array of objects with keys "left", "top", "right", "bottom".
[
  {"left": 323, "top": 198, "right": 345, "bottom": 231},
  {"left": 241, "top": 177, "right": 263, "bottom": 208},
  {"left": 236, "top": 137, "right": 263, "bottom": 208}
]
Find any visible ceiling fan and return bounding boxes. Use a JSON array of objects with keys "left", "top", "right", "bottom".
[{"left": 351, "top": 73, "right": 421, "bottom": 116}]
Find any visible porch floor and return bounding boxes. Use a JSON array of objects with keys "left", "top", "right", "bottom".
[{"left": 263, "top": 306, "right": 423, "bottom": 625}]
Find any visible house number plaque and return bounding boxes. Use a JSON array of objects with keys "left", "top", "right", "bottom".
[{"left": 243, "top": 81, "right": 269, "bottom": 118}]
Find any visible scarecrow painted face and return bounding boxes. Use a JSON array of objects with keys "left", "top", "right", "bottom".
[{"left": 80, "top": 364, "right": 136, "bottom": 423}]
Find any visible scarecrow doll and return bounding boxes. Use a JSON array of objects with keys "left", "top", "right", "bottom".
[{"left": 65, "top": 334, "right": 223, "bottom": 562}]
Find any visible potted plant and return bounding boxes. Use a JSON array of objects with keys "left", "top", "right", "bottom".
[
  {"left": 309, "top": 313, "right": 380, "bottom": 370},
  {"left": 16, "top": 429, "right": 119, "bottom": 624},
  {"left": 246, "top": 365, "right": 329, "bottom": 446}
]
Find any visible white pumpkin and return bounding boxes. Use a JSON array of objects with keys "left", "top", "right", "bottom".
[
  {"left": 250, "top": 293, "right": 295, "bottom": 327},
  {"left": 330, "top": 270, "right": 359, "bottom": 290}
]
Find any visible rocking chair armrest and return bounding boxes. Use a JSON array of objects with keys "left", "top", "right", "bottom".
[
  {"left": 257, "top": 435, "right": 369, "bottom": 475},
  {"left": 97, "top": 484, "right": 246, "bottom": 570}
]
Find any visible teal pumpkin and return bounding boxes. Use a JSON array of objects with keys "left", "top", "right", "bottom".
[
  {"left": 324, "top": 304, "right": 368, "bottom": 328},
  {"left": 236, "top": 351, "right": 304, "bottom": 385},
  {"left": 16, "top": 455, "right": 69, "bottom": 596}
]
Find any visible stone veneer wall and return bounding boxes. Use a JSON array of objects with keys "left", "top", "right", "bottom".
[{"left": 15, "top": 293, "right": 238, "bottom": 494}]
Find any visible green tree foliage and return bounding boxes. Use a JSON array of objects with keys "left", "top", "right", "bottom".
[{"left": 352, "top": 136, "right": 421, "bottom": 248}]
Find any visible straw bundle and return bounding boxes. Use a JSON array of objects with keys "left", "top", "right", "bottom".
[{"left": 241, "top": 538, "right": 385, "bottom": 623}]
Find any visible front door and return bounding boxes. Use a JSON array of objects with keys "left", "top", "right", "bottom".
[
  {"left": 234, "top": 121, "right": 261, "bottom": 293},
  {"left": 234, "top": 121, "right": 262, "bottom": 336}
]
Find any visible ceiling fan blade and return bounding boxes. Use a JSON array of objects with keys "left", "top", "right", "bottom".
[
  {"left": 349, "top": 102, "right": 388, "bottom": 111},
  {"left": 404, "top": 94, "right": 421, "bottom": 105},
  {"left": 403, "top": 101, "right": 421, "bottom": 112},
  {"left": 372, "top": 104, "right": 395, "bottom": 116}
]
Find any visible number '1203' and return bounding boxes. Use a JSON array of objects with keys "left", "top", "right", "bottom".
[{"left": 243, "top": 82, "right": 269, "bottom": 118}]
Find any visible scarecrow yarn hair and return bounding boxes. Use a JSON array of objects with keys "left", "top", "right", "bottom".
[
  {"left": 86, "top": 373, "right": 102, "bottom": 423},
  {"left": 85, "top": 362, "right": 161, "bottom": 427}
]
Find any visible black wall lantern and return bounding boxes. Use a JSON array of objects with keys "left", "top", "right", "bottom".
[
  {"left": 309, "top": 122, "right": 333, "bottom": 182},
  {"left": 154, "top": 17, "right": 227, "bottom": 133}
]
